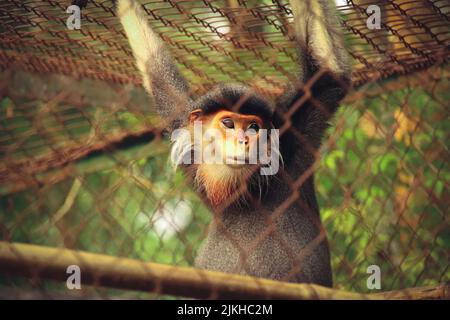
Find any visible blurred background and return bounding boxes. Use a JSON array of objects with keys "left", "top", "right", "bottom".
[{"left": 0, "top": 0, "right": 448, "bottom": 298}]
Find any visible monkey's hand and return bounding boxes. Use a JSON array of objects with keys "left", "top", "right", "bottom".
[
  {"left": 289, "top": 0, "right": 350, "bottom": 81},
  {"left": 116, "top": 0, "right": 193, "bottom": 132},
  {"left": 274, "top": 1, "right": 351, "bottom": 154}
]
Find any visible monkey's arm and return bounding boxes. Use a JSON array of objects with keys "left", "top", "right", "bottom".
[
  {"left": 116, "top": 0, "right": 192, "bottom": 131},
  {"left": 275, "top": 0, "right": 351, "bottom": 151}
]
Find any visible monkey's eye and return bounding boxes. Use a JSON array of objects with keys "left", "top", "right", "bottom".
[
  {"left": 221, "top": 118, "right": 234, "bottom": 129},
  {"left": 247, "top": 122, "right": 260, "bottom": 133}
]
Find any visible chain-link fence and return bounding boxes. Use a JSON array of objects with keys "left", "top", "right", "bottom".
[{"left": 0, "top": 0, "right": 448, "bottom": 299}]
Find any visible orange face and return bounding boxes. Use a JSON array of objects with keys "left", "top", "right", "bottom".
[
  {"left": 188, "top": 108, "right": 268, "bottom": 206},
  {"left": 189, "top": 108, "right": 264, "bottom": 165}
]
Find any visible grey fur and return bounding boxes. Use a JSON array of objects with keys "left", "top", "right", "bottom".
[{"left": 117, "top": 0, "right": 351, "bottom": 286}]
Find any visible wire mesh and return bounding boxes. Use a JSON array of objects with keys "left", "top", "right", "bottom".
[{"left": 0, "top": 0, "right": 449, "bottom": 299}]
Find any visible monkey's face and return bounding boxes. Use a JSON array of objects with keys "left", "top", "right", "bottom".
[
  {"left": 186, "top": 108, "right": 270, "bottom": 206},
  {"left": 190, "top": 109, "right": 265, "bottom": 170},
  {"left": 170, "top": 106, "right": 276, "bottom": 207}
]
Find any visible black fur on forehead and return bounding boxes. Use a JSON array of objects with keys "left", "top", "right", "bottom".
[{"left": 193, "top": 83, "right": 274, "bottom": 122}]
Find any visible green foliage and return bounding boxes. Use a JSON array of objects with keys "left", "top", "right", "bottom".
[
  {"left": 0, "top": 76, "right": 448, "bottom": 296},
  {"left": 317, "top": 81, "right": 449, "bottom": 291}
]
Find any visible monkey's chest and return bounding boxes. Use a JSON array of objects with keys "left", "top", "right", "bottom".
[{"left": 194, "top": 211, "right": 318, "bottom": 282}]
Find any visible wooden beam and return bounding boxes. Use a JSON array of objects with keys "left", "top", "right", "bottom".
[{"left": 0, "top": 242, "right": 448, "bottom": 300}]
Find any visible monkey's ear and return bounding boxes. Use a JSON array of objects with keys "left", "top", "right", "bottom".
[{"left": 189, "top": 109, "right": 203, "bottom": 124}]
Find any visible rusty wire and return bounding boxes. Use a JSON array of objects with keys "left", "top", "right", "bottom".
[{"left": 0, "top": 0, "right": 449, "bottom": 299}]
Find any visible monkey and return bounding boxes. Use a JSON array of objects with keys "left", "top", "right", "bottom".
[{"left": 116, "top": 0, "right": 351, "bottom": 287}]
